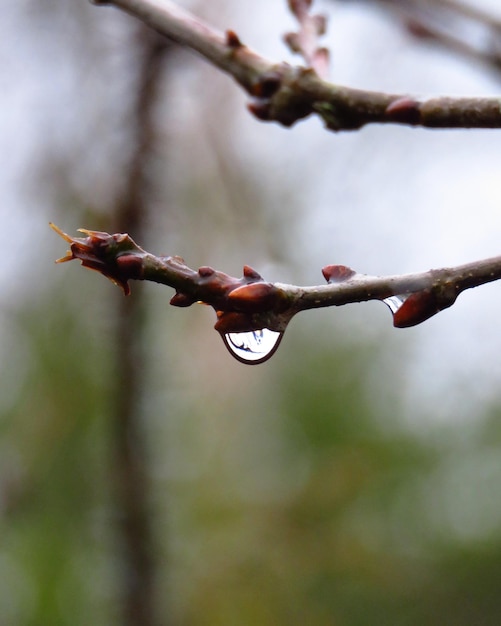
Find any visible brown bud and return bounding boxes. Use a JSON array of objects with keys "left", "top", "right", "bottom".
[
  {"left": 228, "top": 282, "right": 275, "bottom": 311},
  {"left": 284, "top": 32, "right": 301, "bottom": 53},
  {"left": 116, "top": 254, "right": 143, "bottom": 280},
  {"left": 322, "top": 264, "right": 356, "bottom": 283},
  {"left": 392, "top": 290, "right": 439, "bottom": 328},
  {"left": 385, "top": 97, "right": 421, "bottom": 125},
  {"left": 312, "top": 14, "right": 327, "bottom": 36},
  {"left": 226, "top": 30, "right": 243, "bottom": 49},
  {"left": 243, "top": 265, "right": 263, "bottom": 281},
  {"left": 198, "top": 266, "right": 215, "bottom": 278},
  {"left": 214, "top": 311, "right": 254, "bottom": 333},
  {"left": 170, "top": 292, "right": 196, "bottom": 307},
  {"left": 247, "top": 99, "right": 271, "bottom": 121},
  {"left": 405, "top": 19, "right": 435, "bottom": 40},
  {"left": 251, "top": 71, "right": 282, "bottom": 98}
]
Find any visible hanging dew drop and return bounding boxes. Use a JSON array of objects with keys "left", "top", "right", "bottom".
[
  {"left": 383, "top": 294, "right": 408, "bottom": 314},
  {"left": 222, "top": 329, "right": 283, "bottom": 364}
]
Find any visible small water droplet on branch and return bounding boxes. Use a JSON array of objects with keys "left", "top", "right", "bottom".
[
  {"left": 383, "top": 294, "right": 408, "bottom": 314},
  {"left": 222, "top": 329, "right": 284, "bottom": 364},
  {"left": 384, "top": 290, "right": 445, "bottom": 328}
]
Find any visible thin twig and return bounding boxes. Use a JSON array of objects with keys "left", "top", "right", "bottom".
[
  {"left": 284, "top": 0, "right": 330, "bottom": 78},
  {"left": 351, "top": 0, "right": 501, "bottom": 72},
  {"left": 51, "top": 224, "right": 501, "bottom": 334},
  {"left": 92, "top": 0, "right": 501, "bottom": 131}
]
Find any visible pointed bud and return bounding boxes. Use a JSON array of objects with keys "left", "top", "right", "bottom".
[
  {"left": 198, "top": 266, "right": 215, "bottom": 278},
  {"left": 247, "top": 99, "right": 271, "bottom": 121},
  {"left": 284, "top": 32, "right": 301, "bottom": 53},
  {"left": 226, "top": 30, "right": 243, "bottom": 48},
  {"left": 251, "top": 72, "right": 282, "bottom": 98},
  {"left": 392, "top": 290, "right": 439, "bottom": 328},
  {"left": 228, "top": 282, "right": 275, "bottom": 311},
  {"left": 50, "top": 223, "right": 137, "bottom": 295},
  {"left": 322, "top": 265, "right": 356, "bottom": 283},
  {"left": 243, "top": 265, "right": 263, "bottom": 281},
  {"left": 170, "top": 292, "right": 196, "bottom": 307},
  {"left": 385, "top": 97, "right": 421, "bottom": 125}
]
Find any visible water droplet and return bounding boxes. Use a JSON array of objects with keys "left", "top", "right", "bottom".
[
  {"left": 383, "top": 294, "right": 407, "bottom": 314},
  {"left": 222, "top": 328, "right": 283, "bottom": 364}
]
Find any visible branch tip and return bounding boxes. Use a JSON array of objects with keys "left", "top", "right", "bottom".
[
  {"left": 49, "top": 221, "right": 73, "bottom": 243},
  {"left": 285, "top": 0, "right": 329, "bottom": 77},
  {"left": 50, "top": 223, "right": 136, "bottom": 295}
]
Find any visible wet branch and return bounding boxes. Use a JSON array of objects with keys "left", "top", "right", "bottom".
[
  {"left": 51, "top": 224, "right": 501, "bottom": 336},
  {"left": 91, "top": 0, "right": 501, "bottom": 131}
]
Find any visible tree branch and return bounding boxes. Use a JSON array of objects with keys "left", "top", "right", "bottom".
[
  {"left": 51, "top": 224, "right": 501, "bottom": 363},
  {"left": 347, "top": 0, "right": 501, "bottom": 73},
  {"left": 91, "top": 0, "right": 501, "bottom": 131}
]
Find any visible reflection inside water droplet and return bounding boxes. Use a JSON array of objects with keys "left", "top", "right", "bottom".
[
  {"left": 222, "top": 329, "right": 283, "bottom": 364},
  {"left": 383, "top": 294, "right": 407, "bottom": 314}
]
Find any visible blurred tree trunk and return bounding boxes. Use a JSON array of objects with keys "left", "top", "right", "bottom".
[{"left": 110, "top": 27, "right": 170, "bottom": 626}]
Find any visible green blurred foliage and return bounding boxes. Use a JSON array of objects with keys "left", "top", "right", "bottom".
[
  {"left": 0, "top": 283, "right": 115, "bottom": 626},
  {"left": 153, "top": 329, "right": 501, "bottom": 626}
]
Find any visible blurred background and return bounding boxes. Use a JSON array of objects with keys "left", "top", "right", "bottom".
[{"left": 2, "top": 0, "right": 501, "bottom": 624}]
